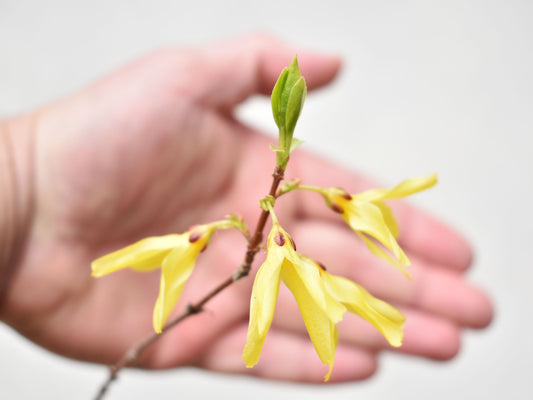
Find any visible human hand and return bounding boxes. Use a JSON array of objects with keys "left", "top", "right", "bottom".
[{"left": 0, "top": 35, "right": 492, "bottom": 382}]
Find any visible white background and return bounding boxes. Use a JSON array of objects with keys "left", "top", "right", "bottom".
[{"left": 1, "top": 1, "right": 531, "bottom": 399}]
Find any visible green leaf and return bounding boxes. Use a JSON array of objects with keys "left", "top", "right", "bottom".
[
  {"left": 277, "top": 178, "right": 302, "bottom": 196},
  {"left": 285, "top": 77, "right": 307, "bottom": 135},
  {"left": 289, "top": 137, "right": 304, "bottom": 153},
  {"left": 226, "top": 214, "right": 248, "bottom": 234},
  {"left": 271, "top": 68, "right": 288, "bottom": 129}
]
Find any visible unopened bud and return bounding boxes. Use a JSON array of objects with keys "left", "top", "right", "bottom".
[{"left": 271, "top": 56, "right": 307, "bottom": 169}]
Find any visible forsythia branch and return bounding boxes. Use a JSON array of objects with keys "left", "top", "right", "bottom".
[{"left": 93, "top": 166, "right": 285, "bottom": 400}]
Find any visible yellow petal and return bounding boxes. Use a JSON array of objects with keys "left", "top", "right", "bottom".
[
  {"left": 343, "top": 202, "right": 410, "bottom": 267},
  {"left": 381, "top": 173, "right": 437, "bottom": 200},
  {"left": 91, "top": 234, "right": 183, "bottom": 277},
  {"left": 242, "top": 249, "right": 283, "bottom": 367},
  {"left": 358, "top": 234, "right": 410, "bottom": 278},
  {"left": 281, "top": 259, "right": 344, "bottom": 380},
  {"left": 295, "top": 256, "right": 346, "bottom": 322},
  {"left": 152, "top": 236, "right": 206, "bottom": 333},
  {"left": 374, "top": 202, "right": 399, "bottom": 238},
  {"left": 355, "top": 174, "right": 438, "bottom": 203},
  {"left": 254, "top": 250, "right": 284, "bottom": 336},
  {"left": 325, "top": 321, "right": 339, "bottom": 382},
  {"left": 322, "top": 273, "right": 405, "bottom": 347}
]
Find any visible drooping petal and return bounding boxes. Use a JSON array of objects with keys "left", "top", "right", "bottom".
[
  {"left": 322, "top": 273, "right": 405, "bottom": 347},
  {"left": 281, "top": 259, "right": 345, "bottom": 381},
  {"left": 343, "top": 202, "right": 410, "bottom": 268},
  {"left": 242, "top": 248, "right": 283, "bottom": 368},
  {"left": 295, "top": 256, "right": 346, "bottom": 322},
  {"left": 374, "top": 202, "right": 399, "bottom": 238},
  {"left": 326, "top": 319, "right": 339, "bottom": 381},
  {"left": 91, "top": 234, "right": 183, "bottom": 277},
  {"left": 358, "top": 234, "right": 410, "bottom": 278},
  {"left": 253, "top": 249, "right": 284, "bottom": 336},
  {"left": 152, "top": 236, "right": 206, "bottom": 333}
]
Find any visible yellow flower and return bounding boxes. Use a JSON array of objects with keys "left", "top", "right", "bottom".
[
  {"left": 92, "top": 222, "right": 225, "bottom": 333},
  {"left": 242, "top": 222, "right": 405, "bottom": 381},
  {"left": 320, "top": 174, "right": 437, "bottom": 276}
]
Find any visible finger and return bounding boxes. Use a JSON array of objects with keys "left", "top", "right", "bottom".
[
  {"left": 398, "top": 308, "right": 461, "bottom": 360},
  {"left": 197, "top": 323, "right": 378, "bottom": 383},
  {"left": 290, "top": 221, "right": 493, "bottom": 329},
  {"left": 195, "top": 33, "right": 342, "bottom": 109},
  {"left": 289, "top": 151, "right": 473, "bottom": 270},
  {"left": 406, "top": 257, "right": 493, "bottom": 329}
]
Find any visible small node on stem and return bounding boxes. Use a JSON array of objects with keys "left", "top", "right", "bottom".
[
  {"left": 187, "top": 303, "right": 203, "bottom": 315},
  {"left": 272, "top": 165, "right": 285, "bottom": 180},
  {"left": 232, "top": 256, "right": 254, "bottom": 281}
]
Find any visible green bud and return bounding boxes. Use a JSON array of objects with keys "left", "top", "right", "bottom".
[
  {"left": 276, "top": 178, "right": 302, "bottom": 197},
  {"left": 259, "top": 195, "right": 276, "bottom": 212},
  {"left": 271, "top": 56, "right": 307, "bottom": 169},
  {"left": 225, "top": 214, "right": 248, "bottom": 235}
]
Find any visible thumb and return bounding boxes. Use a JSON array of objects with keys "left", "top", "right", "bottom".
[{"left": 193, "top": 34, "right": 342, "bottom": 109}]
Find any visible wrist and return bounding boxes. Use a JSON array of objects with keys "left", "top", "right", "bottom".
[{"left": 0, "top": 115, "right": 35, "bottom": 308}]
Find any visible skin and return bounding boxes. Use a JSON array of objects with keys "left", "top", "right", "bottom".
[{"left": 0, "top": 34, "right": 493, "bottom": 382}]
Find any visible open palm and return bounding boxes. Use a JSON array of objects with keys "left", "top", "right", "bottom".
[{"left": 3, "top": 35, "right": 492, "bottom": 382}]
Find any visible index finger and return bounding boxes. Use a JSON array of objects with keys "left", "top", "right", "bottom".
[{"left": 194, "top": 34, "right": 342, "bottom": 109}]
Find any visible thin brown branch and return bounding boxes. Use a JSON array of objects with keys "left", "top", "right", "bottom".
[{"left": 94, "top": 166, "right": 285, "bottom": 400}]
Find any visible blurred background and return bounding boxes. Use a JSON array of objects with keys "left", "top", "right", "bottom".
[{"left": 0, "top": 0, "right": 531, "bottom": 398}]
